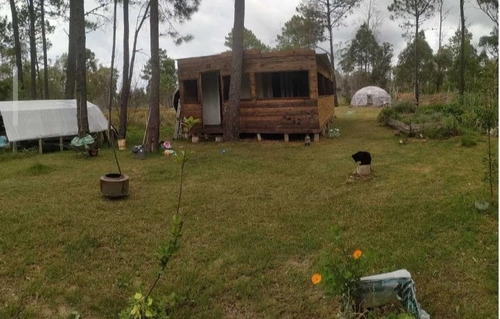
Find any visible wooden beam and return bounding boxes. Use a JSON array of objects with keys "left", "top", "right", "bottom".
[
  {"left": 38, "top": 139, "right": 42, "bottom": 154},
  {"left": 249, "top": 72, "right": 256, "bottom": 100},
  {"left": 284, "top": 134, "right": 289, "bottom": 142},
  {"left": 59, "top": 136, "right": 63, "bottom": 151}
]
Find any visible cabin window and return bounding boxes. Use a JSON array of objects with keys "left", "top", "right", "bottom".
[
  {"left": 223, "top": 74, "right": 251, "bottom": 101},
  {"left": 183, "top": 79, "right": 198, "bottom": 103},
  {"left": 256, "top": 71, "right": 309, "bottom": 99},
  {"left": 317, "top": 72, "right": 334, "bottom": 96}
]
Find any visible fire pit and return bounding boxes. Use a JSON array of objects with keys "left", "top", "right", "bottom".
[{"left": 100, "top": 173, "right": 129, "bottom": 198}]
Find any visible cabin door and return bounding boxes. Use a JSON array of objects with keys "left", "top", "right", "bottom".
[{"left": 201, "top": 71, "right": 221, "bottom": 125}]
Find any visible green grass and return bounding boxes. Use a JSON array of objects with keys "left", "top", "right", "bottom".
[{"left": 0, "top": 106, "right": 497, "bottom": 318}]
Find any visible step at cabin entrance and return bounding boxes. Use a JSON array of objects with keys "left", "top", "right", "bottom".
[{"left": 201, "top": 71, "right": 221, "bottom": 126}]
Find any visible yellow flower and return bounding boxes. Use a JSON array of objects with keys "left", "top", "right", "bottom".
[
  {"left": 311, "top": 273, "right": 322, "bottom": 285},
  {"left": 352, "top": 249, "right": 363, "bottom": 259}
]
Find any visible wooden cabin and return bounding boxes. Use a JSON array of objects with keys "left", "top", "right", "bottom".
[{"left": 176, "top": 49, "right": 335, "bottom": 141}]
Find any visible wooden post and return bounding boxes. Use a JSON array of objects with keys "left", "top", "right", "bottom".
[
  {"left": 314, "top": 133, "right": 320, "bottom": 142},
  {"left": 249, "top": 73, "right": 257, "bottom": 100},
  {"left": 13, "top": 141, "right": 17, "bottom": 153},
  {"left": 59, "top": 136, "right": 63, "bottom": 151},
  {"left": 257, "top": 133, "right": 262, "bottom": 142},
  {"left": 284, "top": 134, "right": 289, "bottom": 142},
  {"left": 38, "top": 139, "right": 43, "bottom": 154}
]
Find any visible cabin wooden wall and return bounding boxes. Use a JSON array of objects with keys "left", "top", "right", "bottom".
[
  {"left": 177, "top": 50, "right": 335, "bottom": 135},
  {"left": 239, "top": 98, "right": 319, "bottom": 134},
  {"left": 318, "top": 95, "right": 335, "bottom": 129}
]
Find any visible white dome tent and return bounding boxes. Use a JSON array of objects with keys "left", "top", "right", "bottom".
[{"left": 350, "top": 86, "right": 391, "bottom": 107}]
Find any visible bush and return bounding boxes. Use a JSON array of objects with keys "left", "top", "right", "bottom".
[
  {"left": 441, "top": 115, "right": 461, "bottom": 136},
  {"left": 378, "top": 94, "right": 497, "bottom": 139},
  {"left": 377, "top": 107, "right": 397, "bottom": 124},
  {"left": 377, "top": 101, "right": 418, "bottom": 124},
  {"left": 461, "top": 134, "right": 478, "bottom": 147},
  {"left": 422, "top": 101, "right": 464, "bottom": 118},
  {"left": 392, "top": 100, "right": 417, "bottom": 114},
  {"left": 420, "top": 115, "right": 460, "bottom": 139}
]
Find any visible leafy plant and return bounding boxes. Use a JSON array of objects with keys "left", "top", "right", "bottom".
[
  {"left": 312, "top": 226, "right": 368, "bottom": 316},
  {"left": 477, "top": 103, "right": 498, "bottom": 203},
  {"left": 119, "top": 117, "right": 200, "bottom": 319},
  {"left": 473, "top": 62, "right": 498, "bottom": 204},
  {"left": 460, "top": 131, "right": 478, "bottom": 147},
  {"left": 377, "top": 101, "right": 416, "bottom": 124}
]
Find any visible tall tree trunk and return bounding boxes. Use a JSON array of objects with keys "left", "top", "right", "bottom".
[
  {"left": 438, "top": 0, "right": 444, "bottom": 51},
  {"left": 108, "top": 0, "right": 118, "bottom": 136},
  {"left": 366, "top": 0, "right": 372, "bottom": 28},
  {"left": 326, "top": 0, "right": 339, "bottom": 107},
  {"left": 74, "top": 0, "right": 89, "bottom": 137},
  {"left": 414, "top": 19, "right": 419, "bottom": 106},
  {"left": 28, "top": 0, "right": 37, "bottom": 99},
  {"left": 9, "top": 0, "right": 24, "bottom": 91},
  {"left": 119, "top": 0, "right": 130, "bottom": 139},
  {"left": 41, "top": 0, "right": 50, "bottom": 99},
  {"left": 129, "top": 3, "right": 150, "bottom": 87},
  {"left": 436, "top": 0, "right": 446, "bottom": 92},
  {"left": 145, "top": 0, "right": 160, "bottom": 152},
  {"left": 223, "top": 0, "right": 245, "bottom": 141},
  {"left": 65, "top": 1, "right": 77, "bottom": 99},
  {"left": 459, "top": 0, "right": 465, "bottom": 99}
]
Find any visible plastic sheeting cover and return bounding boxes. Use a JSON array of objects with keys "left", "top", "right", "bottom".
[
  {"left": 359, "top": 269, "right": 430, "bottom": 319},
  {"left": 0, "top": 100, "right": 108, "bottom": 142}
]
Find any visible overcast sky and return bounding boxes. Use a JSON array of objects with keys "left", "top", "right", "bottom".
[{"left": 19, "top": 0, "right": 497, "bottom": 87}]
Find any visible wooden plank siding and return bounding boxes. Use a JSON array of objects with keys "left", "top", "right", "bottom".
[
  {"left": 318, "top": 95, "right": 335, "bottom": 129},
  {"left": 177, "top": 49, "right": 335, "bottom": 136},
  {"left": 239, "top": 99, "right": 319, "bottom": 134}
]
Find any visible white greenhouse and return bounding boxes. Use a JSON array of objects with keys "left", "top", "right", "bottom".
[{"left": 350, "top": 86, "right": 392, "bottom": 107}]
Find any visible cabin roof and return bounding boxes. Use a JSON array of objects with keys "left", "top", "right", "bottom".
[{"left": 177, "top": 49, "right": 317, "bottom": 63}]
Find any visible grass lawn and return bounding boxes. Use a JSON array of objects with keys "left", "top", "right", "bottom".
[{"left": 0, "top": 106, "right": 497, "bottom": 318}]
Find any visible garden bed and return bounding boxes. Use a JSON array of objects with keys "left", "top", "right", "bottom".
[{"left": 387, "top": 118, "right": 441, "bottom": 135}]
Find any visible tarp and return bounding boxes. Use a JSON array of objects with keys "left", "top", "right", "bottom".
[
  {"left": 0, "top": 100, "right": 108, "bottom": 142},
  {"left": 351, "top": 86, "right": 391, "bottom": 107}
]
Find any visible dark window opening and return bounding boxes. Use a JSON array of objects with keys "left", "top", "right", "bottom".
[
  {"left": 183, "top": 79, "right": 198, "bottom": 103},
  {"left": 223, "top": 74, "right": 251, "bottom": 101},
  {"left": 256, "top": 71, "right": 309, "bottom": 99},
  {"left": 317, "top": 72, "right": 333, "bottom": 96}
]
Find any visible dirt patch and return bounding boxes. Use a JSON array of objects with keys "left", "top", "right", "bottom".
[
  {"left": 282, "top": 258, "right": 312, "bottom": 274},
  {"left": 224, "top": 302, "right": 257, "bottom": 319},
  {"left": 411, "top": 164, "right": 432, "bottom": 174}
]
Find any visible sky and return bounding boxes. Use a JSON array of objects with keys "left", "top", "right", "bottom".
[{"left": 5, "top": 0, "right": 496, "bottom": 88}]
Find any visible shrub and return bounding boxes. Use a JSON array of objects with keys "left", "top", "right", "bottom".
[
  {"left": 441, "top": 115, "right": 461, "bottom": 137},
  {"left": 421, "top": 125, "right": 442, "bottom": 139},
  {"left": 377, "top": 101, "right": 417, "bottom": 124},
  {"left": 422, "top": 101, "right": 464, "bottom": 118},
  {"left": 461, "top": 134, "right": 478, "bottom": 147},
  {"left": 313, "top": 227, "right": 368, "bottom": 314},
  {"left": 377, "top": 107, "right": 397, "bottom": 124},
  {"left": 392, "top": 101, "right": 417, "bottom": 114}
]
